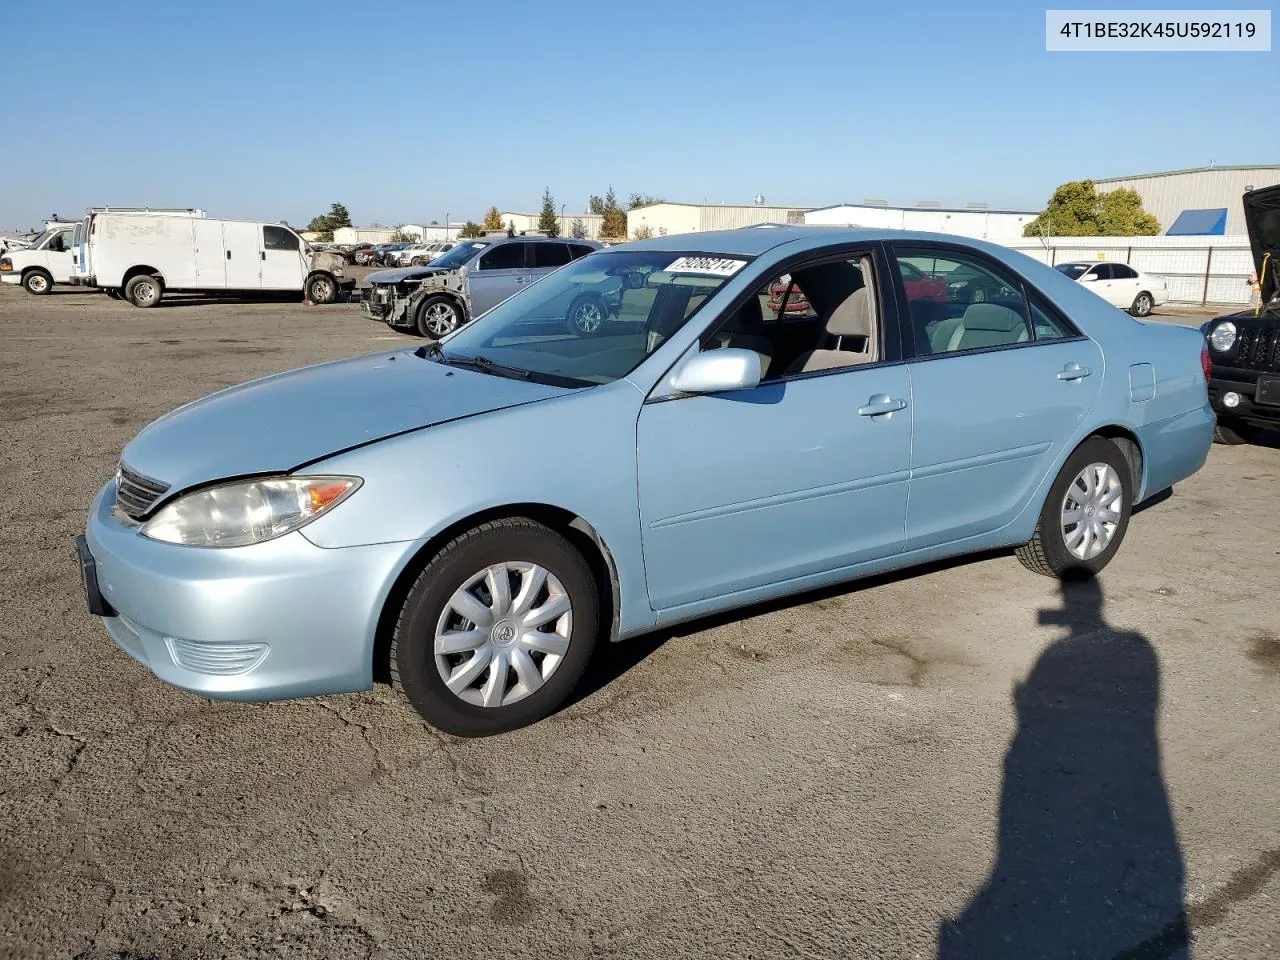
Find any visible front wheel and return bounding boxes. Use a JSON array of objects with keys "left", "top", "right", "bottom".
[
  {"left": 390, "top": 518, "right": 600, "bottom": 736},
  {"left": 1016, "top": 437, "right": 1132, "bottom": 578},
  {"left": 1213, "top": 418, "right": 1262, "bottom": 445},
  {"left": 305, "top": 273, "right": 338, "bottom": 305},
  {"left": 124, "top": 274, "right": 162, "bottom": 308},
  {"left": 416, "top": 295, "right": 463, "bottom": 337},
  {"left": 1129, "top": 292, "right": 1154, "bottom": 317},
  {"left": 22, "top": 270, "right": 53, "bottom": 295}
]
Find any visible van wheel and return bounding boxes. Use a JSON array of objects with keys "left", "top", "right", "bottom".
[
  {"left": 22, "top": 270, "right": 53, "bottom": 295},
  {"left": 1016, "top": 437, "right": 1132, "bottom": 578},
  {"left": 305, "top": 273, "right": 338, "bottom": 305},
  {"left": 416, "top": 295, "right": 463, "bottom": 337},
  {"left": 124, "top": 275, "right": 162, "bottom": 308}
]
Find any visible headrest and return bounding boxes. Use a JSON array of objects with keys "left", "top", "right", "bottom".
[
  {"left": 960, "top": 303, "right": 1025, "bottom": 333},
  {"left": 827, "top": 287, "right": 872, "bottom": 337}
]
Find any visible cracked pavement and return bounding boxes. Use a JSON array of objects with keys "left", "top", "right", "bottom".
[{"left": 1, "top": 287, "right": 1277, "bottom": 958}]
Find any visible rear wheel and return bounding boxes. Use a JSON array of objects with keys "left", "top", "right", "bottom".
[
  {"left": 416, "top": 295, "right": 463, "bottom": 337},
  {"left": 22, "top": 270, "right": 53, "bottom": 295},
  {"left": 1213, "top": 418, "right": 1262, "bottom": 445},
  {"left": 1016, "top": 437, "right": 1132, "bottom": 578},
  {"left": 305, "top": 273, "right": 338, "bottom": 304},
  {"left": 390, "top": 518, "right": 600, "bottom": 736},
  {"left": 1130, "top": 291, "right": 1154, "bottom": 317},
  {"left": 124, "top": 274, "right": 162, "bottom": 308}
]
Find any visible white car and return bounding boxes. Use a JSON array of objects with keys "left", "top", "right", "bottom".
[
  {"left": 1054, "top": 261, "right": 1168, "bottom": 317},
  {"left": 392, "top": 241, "right": 457, "bottom": 266}
]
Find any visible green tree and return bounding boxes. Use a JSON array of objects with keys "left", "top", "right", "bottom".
[
  {"left": 1023, "top": 181, "right": 1160, "bottom": 237},
  {"left": 590, "top": 187, "right": 628, "bottom": 239},
  {"left": 627, "top": 193, "right": 663, "bottom": 210},
  {"left": 388, "top": 225, "right": 416, "bottom": 243},
  {"left": 632, "top": 224, "right": 655, "bottom": 240},
  {"left": 537, "top": 188, "right": 560, "bottom": 236},
  {"left": 570, "top": 218, "right": 588, "bottom": 239},
  {"left": 482, "top": 207, "right": 504, "bottom": 231},
  {"left": 305, "top": 202, "right": 353, "bottom": 242},
  {"left": 458, "top": 221, "right": 483, "bottom": 239}
]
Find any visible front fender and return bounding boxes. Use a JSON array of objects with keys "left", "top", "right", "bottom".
[{"left": 296, "top": 379, "right": 656, "bottom": 635}]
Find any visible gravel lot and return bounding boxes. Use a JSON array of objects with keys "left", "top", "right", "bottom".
[{"left": 1, "top": 284, "right": 1277, "bottom": 959}]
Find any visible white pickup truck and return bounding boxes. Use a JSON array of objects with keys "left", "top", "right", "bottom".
[{"left": 0, "top": 224, "right": 76, "bottom": 294}]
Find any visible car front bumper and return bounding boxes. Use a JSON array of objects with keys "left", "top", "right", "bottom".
[
  {"left": 82, "top": 482, "right": 415, "bottom": 701},
  {"left": 0, "top": 273, "right": 19, "bottom": 285}
]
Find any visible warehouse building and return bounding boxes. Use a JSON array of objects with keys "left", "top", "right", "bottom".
[
  {"left": 627, "top": 202, "right": 813, "bottom": 238},
  {"left": 1094, "top": 164, "right": 1280, "bottom": 235},
  {"left": 501, "top": 211, "right": 604, "bottom": 238},
  {"left": 804, "top": 201, "right": 1036, "bottom": 240}
]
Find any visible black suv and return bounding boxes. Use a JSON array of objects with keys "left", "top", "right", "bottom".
[{"left": 1201, "top": 185, "right": 1279, "bottom": 444}]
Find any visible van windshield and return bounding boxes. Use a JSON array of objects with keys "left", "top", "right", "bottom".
[{"left": 28, "top": 229, "right": 57, "bottom": 249}]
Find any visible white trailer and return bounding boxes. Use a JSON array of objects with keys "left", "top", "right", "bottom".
[
  {"left": 0, "top": 222, "right": 77, "bottom": 294},
  {"left": 75, "top": 208, "right": 353, "bottom": 307}
]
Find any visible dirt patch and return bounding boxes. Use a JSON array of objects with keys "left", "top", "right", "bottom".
[
  {"left": 1247, "top": 631, "right": 1280, "bottom": 675},
  {"left": 480, "top": 868, "right": 535, "bottom": 925}
]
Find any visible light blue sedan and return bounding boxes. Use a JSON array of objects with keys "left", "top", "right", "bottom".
[{"left": 77, "top": 226, "right": 1214, "bottom": 735}]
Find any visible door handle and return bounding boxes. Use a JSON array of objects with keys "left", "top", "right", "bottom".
[
  {"left": 260, "top": 251, "right": 266, "bottom": 261},
  {"left": 514, "top": 276, "right": 528, "bottom": 284},
  {"left": 857, "top": 395, "right": 908, "bottom": 417},
  {"left": 1056, "top": 363, "right": 1092, "bottom": 381},
  {"left": 226, "top": 250, "right": 232, "bottom": 260}
]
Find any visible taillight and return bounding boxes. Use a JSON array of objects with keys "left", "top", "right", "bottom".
[{"left": 1200, "top": 346, "right": 1211, "bottom": 382}]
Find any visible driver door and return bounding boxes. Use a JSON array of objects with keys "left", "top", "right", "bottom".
[{"left": 636, "top": 249, "right": 912, "bottom": 614}]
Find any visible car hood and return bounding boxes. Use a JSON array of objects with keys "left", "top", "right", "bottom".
[
  {"left": 120, "top": 350, "right": 570, "bottom": 496},
  {"left": 1243, "top": 185, "right": 1280, "bottom": 305},
  {"left": 365, "top": 266, "right": 445, "bottom": 285}
]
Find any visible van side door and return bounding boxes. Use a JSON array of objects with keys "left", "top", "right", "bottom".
[{"left": 222, "top": 221, "right": 262, "bottom": 290}]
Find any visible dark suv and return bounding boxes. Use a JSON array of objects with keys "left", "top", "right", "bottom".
[
  {"left": 362, "top": 233, "right": 601, "bottom": 337},
  {"left": 1201, "top": 186, "right": 1280, "bottom": 444}
]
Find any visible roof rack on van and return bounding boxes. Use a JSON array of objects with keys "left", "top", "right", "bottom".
[{"left": 86, "top": 207, "right": 206, "bottom": 217}]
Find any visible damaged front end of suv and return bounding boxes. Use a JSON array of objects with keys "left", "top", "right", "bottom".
[
  {"left": 361, "top": 240, "right": 492, "bottom": 338},
  {"left": 1201, "top": 185, "right": 1280, "bottom": 444}
]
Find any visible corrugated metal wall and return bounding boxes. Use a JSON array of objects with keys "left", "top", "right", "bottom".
[
  {"left": 1096, "top": 168, "right": 1280, "bottom": 234},
  {"left": 697, "top": 205, "right": 807, "bottom": 231}
]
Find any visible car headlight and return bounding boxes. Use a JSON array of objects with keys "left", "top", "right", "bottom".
[
  {"left": 140, "top": 475, "right": 361, "bottom": 547},
  {"left": 1209, "top": 321, "right": 1237, "bottom": 352}
]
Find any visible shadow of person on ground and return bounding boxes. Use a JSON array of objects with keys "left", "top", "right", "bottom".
[{"left": 938, "top": 578, "right": 1189, "bottom": 960}]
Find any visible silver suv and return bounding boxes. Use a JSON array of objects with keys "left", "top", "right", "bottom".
[{"left": 362, "top": 233, "right": 601, "bottom": 337}]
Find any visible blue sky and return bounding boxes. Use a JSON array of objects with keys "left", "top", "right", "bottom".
[{"left": 5, "top": 0, "right": 1276, "bottom": 229}]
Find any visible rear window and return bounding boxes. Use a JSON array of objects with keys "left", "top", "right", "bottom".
[{"left": 533, "top": 243, "right": 572, "bottom": 269}]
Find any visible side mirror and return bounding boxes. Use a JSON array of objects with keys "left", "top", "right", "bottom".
[
  {"left": 669, "top": 348, "right": 761, "bottom": 395},
  {"left": 1079, "top": 273, "right": 1097, "bottom": 282}
]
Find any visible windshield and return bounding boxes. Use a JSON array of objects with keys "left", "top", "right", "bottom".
[
  {"left": 430, "top": 240, "right": 489, "bottom": 268},
  {"left": 28, "top": 229, "right": 57, "bottom": 249},
  {"left": 1055, "top": 263, "right": 1089, "bottom": 279},
  {"left": 436, "top": 250, "right": 745, "bottom": 386}
]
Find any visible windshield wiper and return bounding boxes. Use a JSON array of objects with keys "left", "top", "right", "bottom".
[{"left": 421, "top": 347, "right": 531, "bottom": 380}]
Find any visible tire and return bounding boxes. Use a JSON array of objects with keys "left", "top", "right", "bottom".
[
  {"left": 22, "top": 270, "right": 53, "bottom": 295},
  {"left": 390, "top": 518, "right": 600, "bottom": 736},
  {"left": 1016, "top": 437, "right": 1133, "bottom": 579},
  {"left": 410, "top": 257, "right": 424, "bottom": 266},
  {"left": 124, "top": 274, "right": 162, "bottom": 308},
  {"left": 1213, "top": 418, "right": 1261, "bottom": 445},
  {"left": 416, "top": 295, "right": 463, "bottom": 338},
  {"left": 566, "top": 294, "right": 608, "bottom": 336},
  {"left": 1130, "top": 291, "right": 1154, "bottom": 318},
  {"left": 305, "top": 273, "right": 338, "bottom": 305}
]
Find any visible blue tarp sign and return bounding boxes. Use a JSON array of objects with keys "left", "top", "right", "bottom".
[{"left": 1166, "top": 208, "right": 1228, "bottom": 236}]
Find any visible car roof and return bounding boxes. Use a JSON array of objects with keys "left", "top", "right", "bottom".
[{"left": 619, "top": 224, "right": 1021, "bottom": 259}]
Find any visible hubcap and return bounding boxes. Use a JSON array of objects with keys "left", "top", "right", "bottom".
[
  {"left": 434, "top": 562, "right": 572, "bottom": 708},
  {"left": 1060, "top": 462, "right": 1124, "bottom": 560},
  {"left": 313, "top": 279, "right": 333, "bottom": 300},
  {"left": 136, "top": 281, "right": 156, "bottom": 303},
  {"left": 572, "top": 302, "right": 603, "bottom": 333},
  {"left": 425, "top": 303, "right": 457, "bottom": 336},
  {"left": 29, "top": 276, "right": 48, "bottom": 292}
]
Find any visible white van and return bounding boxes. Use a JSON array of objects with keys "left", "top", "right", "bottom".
[
  {"left": 0, "top": 223, "right": 77, "bottom": 294},
  {"left": 76, "top": 208, "right": 353, "bottom": 307}
]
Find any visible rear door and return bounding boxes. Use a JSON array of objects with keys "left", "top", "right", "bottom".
[
  {"left": 1108, "top": 263, "right": 1141, "bottom": 307},
  {"left": 889, "top": 243, "right": 1104, "bottom": 549},
  {"left": 467, "top": 241, "right": 527, "bottom": 316},
  {"left": 192, "top": 219, "right": 226, "bottom": 286},
  {"left": 222, "top": 221, "right": 261, "bottom": 290},
  {"left": 261, "top": 225, "right": 306, "bottom": 290}
]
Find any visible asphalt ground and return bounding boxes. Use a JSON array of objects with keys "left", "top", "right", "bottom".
[{"left": 0, "top": 283, "right": 1276, "bottom": 959}]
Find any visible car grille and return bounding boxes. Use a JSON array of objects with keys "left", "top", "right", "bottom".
[
  {"left": 1232, "top": 323, "right": 1280, "bottom": 372},
  {"left": 115, "top": 463, "right": 170, "bottom": 520}
]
